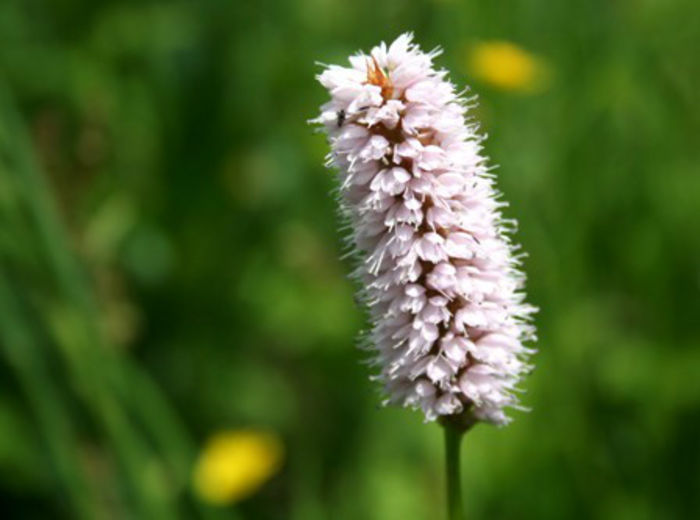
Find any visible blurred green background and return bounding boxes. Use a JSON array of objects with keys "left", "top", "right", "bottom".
[{"left": 1, "top": 0, "right": 699, "bottom": 518}]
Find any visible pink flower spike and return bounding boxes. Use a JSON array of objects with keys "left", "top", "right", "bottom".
[{"left": 312, "top": 33, "right": 537, "bottom": 426}]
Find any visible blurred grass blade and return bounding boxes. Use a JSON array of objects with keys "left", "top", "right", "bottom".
[
  {"left": 0, "top": 272, "right": 98, "bottom": 519},
  {"left": 0, "top": 80, "right": 202, "bottom": 518}
]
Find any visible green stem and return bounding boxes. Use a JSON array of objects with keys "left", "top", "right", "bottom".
[{"left": 443, "top": 424, "right": 465, "bottom": 520}]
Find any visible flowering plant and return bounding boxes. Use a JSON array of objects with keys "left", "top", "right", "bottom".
[{"left": 312, "top": 33, "right": 537, "bottom": 518}]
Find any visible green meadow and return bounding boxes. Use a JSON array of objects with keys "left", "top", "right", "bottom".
[{"left": 0, "top": 1, "right": 698, "bottom": 518}]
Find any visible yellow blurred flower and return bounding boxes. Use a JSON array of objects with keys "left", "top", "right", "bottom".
[
  {"left": 192, "top": 430, "right": 284, "bottom": 505},
  {"left": 467, "top": 41, "right": 548, "bottom": 92}
]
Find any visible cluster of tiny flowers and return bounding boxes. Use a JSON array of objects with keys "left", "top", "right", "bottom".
[{"left": 312, "top": 33, "right": 537, "bottom": 425}]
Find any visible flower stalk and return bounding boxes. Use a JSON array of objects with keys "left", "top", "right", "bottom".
[{"left": 443, "top": 423, "right": 465, "bottom": 520}]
